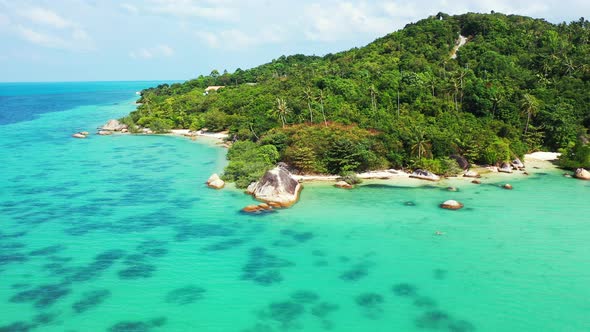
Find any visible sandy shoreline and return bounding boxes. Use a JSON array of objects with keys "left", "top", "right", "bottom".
[
  {"left": 106, "top": 126, "right": 564, "bottom": 187},
  {"left": 293, "top": 152, "right": 562, "bottom": 186}
]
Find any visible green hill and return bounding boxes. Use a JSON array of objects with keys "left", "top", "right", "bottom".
[{"left": 124, "top": 12, "right": 590, "bottom": 187}]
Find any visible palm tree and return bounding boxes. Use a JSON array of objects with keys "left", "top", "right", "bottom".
[
  {"left": 411, "top": 128, "right": 432, "bottom": 159},
  {"left": 303, "top": 88, "right": 314, "bottom": 123},
  {"left": 369, "top": 85, "right": 378, "bottom": 113},
  {"left": 274, "top": 98, "right": 290, "bottom": 128},
  {"left": 317, "top": 90, "right": 328, "bottom": 127},
  {"left": 521, "top": 93, "right": 540, "bottom": 135}
]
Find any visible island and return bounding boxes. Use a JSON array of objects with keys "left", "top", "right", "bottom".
[{"left": 112, "top": 12, "right": 589, "bottom": 206}]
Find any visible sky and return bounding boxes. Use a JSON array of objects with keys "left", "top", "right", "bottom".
[{"left": 0, "top": 0, "right": 588, "bottom": 82}]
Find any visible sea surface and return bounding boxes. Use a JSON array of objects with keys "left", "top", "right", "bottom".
[{"left": 0, "top": 82, "right": 589, "bottom": 332}]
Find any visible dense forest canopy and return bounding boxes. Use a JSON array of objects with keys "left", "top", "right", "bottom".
[{"left": 124, "top": 12, "right": 590, "bottom": 187}]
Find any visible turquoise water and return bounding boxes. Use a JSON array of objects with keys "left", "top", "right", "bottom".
[{"left": 1, "top": 82, "right": 589, "bottom": 331}]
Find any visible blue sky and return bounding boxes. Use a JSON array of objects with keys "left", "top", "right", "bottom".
[{"left": 0, "top": 0, "right": 588, "bottom": 82}]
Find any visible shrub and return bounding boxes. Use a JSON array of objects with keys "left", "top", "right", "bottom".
[{"left": 339, "top": 171, "right": 363, "bottom": 185}]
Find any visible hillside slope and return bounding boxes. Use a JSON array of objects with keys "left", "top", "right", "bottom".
[{"left": 125, "top": 12, "right": 590, "bottom": 186}]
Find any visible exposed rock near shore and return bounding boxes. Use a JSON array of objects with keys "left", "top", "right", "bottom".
[
  {"left": 440, "top": 200, "right": 463, "bottom": 210},
  {"left": 334, "top": 181, "right": 353, "bottom": 189},
  {"left": 463, "top": 170, "right": 480, "bottom": 178},
  {"left": 72, "top": 133, "right": 86, "bottom": 138},
  {"left": 450, "top": 155, "right": 469, "bottom": 170},
  {"left": 512, "top": 158, "right": 525, "bottom": 170},
  {"left": 246, "top": 166, "right": 302, "bottom": 207},
  {"left": 102, "top": 119, "right": 127, "bottom": 131},
  {"left": 206, "top": 173, "right": 225, "bottom": 189},
  {"left": 503, "top": 183, "right": 513, "bottom": 190},
  {"left": 575, "top": 168, "right": 590, "bottom": 180},
  {"left": 242, "top": 203, "right": 275, "bottom": 214},
  {"left": 97, "top": 130, "right": 112, "bottom": 136},
  {"left": 498, "top": 162, "right": 513, "bottom": 173},
  {"left": 409, "top": 169, "right": 440, "bottom": 181}
]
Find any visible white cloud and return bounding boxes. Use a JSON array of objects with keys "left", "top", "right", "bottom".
[
  {"left": 148, "top": 0, "right": 237, "bottom": 21},
  {"left": 303, "top": 2, "right": 395, "bottom": 42},
  {"left": 0, "top": 13, "right": 10, "bottom": 27},
  {"left": 129, "top": 44, "right": 175, "bottom": 59},
  {"left": 120, "top": 3, "right": 139, "bottom": 14},
  {"left": 15, "top": 25, "right": 69, "bottom": 49},
  {"left": 196, "top": 25, "right": 284, "bottom": 49},
  {"left": 19, "top": 7, "right": 73, "bottom": 29},
  {"left": 3, "top": 5, "right": 95, "bottom": 51}
]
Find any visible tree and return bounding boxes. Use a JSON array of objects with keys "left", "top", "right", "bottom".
[
  {"left": 303, "top": 88, "right": 314, "bottom": 123},
  {"left": 521, "top": 93, "right": 540, "bottom": 135},
  {"left": 411, "top": 128, "right": 432, "bottom": 159},
  {"left": 274, "top": 98, "right": 290, "bottom": 128}
]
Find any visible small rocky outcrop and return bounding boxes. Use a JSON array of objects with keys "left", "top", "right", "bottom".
[
  {"left": 206, "top": 173, "right": 225, "bottom": 189},
  {"left": 440, "top": 200, "right": 463, "bottom": 210},
  {"left": 463, "top": 170, "right": 480, "bottom": 178},
  {"left": 498, "top": 162, "right": 513, "bottom": 173},
  {"left": 334, "top": 181, "right": 353, "bottom": 189},
  {"left": 246, "top": 166, "right": 302, "bottom": 207},
  {"left": 574, "top": 168, "right": 590, "bottom": 180},
  {"left": 447, "top": 186, "right": 458, "bottom": 192},
  {"left": 503, "top": 183, "right": 513, "bottom": 190},
  {"left": 80, "top": 131, "right": 89, "bottom": 136},
  {"left": 97, "top": 130, "right": 112, "bottom": 136},
  {"left": 242, "top": 203, "right": 275, "bottom": 214},
  {"left": 471, "top": 179, "right": 481, "bottom": 184},
  {"left": 512, "top": 158, "right": 525, "bottom": 170},
  {"left": 450, "top": 155, "right": 469, "bottom": 170},
  {"left": 101, "top": 119, "right": 127, "bottom": 131},
  {"left": 409, "top": 169, "right": 440, "bottom": 182},
  {"left": 72, "top": 133, "right": 86, "bottom": 138}
]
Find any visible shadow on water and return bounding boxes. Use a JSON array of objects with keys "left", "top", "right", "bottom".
[
  {"left": 241, "top": 247, "right": 294, "bottom": 286},
  {"left": 390, "top": 282, "right": 476, "bottom": 332}
]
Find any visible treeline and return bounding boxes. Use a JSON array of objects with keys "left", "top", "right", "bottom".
[{"left": 125, "top": 12, "right": 590, "bottom": 186}]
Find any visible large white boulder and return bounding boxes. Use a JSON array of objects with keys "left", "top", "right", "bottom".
[
  {"left": 101, "top": 119, "right": 127, "bottom": 131},
  {"left": 247, "top": 166, "right": 302, "bottom": 207},
  {"left": 440, "top": 200, "right": 463, "bottom": 210},
  {"left": 410, "top": 169, "right": 440, "bottom": 181},
  {"left": 575, "top": 168, "right": 590, "bottom": 180},
  {"left": 206, "top": 173, "right": 225, "bottom": 189}
]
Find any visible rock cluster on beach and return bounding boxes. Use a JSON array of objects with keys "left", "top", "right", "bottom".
[
  {"left": 245, "top": 165, "right": 302, "bottom": 208},
  {"left": 409, "top": 169, "right": 440, "bottom": 181},
  {"left": 98, "top": 119, "right": 128, "bottom": 135},
  {"left": 575, "top": 168, "right": 590, "bottom": 180},
  {"left": 334, "top": 181, "right": 353, "bottom": 189},
  {"left": 206, "top": 174, "right": 225, "bottom": 189}
]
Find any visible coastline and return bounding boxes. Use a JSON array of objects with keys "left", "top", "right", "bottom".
[
  {"left": 95, "top": 121, "right": 565, "bottom": 190},
  {"left": 293, "top": 152, "right": 562, "bottom": 188}
]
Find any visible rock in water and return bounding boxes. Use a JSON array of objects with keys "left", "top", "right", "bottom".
[
  {"left": 206, "top": 173, "right": 225, "bottom": 189},
  {"left": 97, "top": 130, "right": 112, "bottom": 136},
  {"left": 410, "top": 169, "right": 440, "bottom": 181},
  {"left": 334, "top": 181, "right": 353, "bottom": 189},
  {"left": 575, "top": 168, "right": 590, "bottom": 180},
  {"left": 247, "top": 166, "right": 302, "bottom": 207},
  {"left": 440, "top": 200, "right": 463, "bottom": 210},
  {"left": 463, "top": 170, "right": 480, "bottom": 178},
  {"left": 101, "top": 119, "right": 127, "bottom": 131},
  {"left": 72, "top": 133, "right": 86, "bottom": 138},
  {"left": 503, "top": 183, "right": 513, "bottom": 190}
]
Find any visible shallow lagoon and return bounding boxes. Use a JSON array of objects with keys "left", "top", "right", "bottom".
[{"left": 1, "top": 82, "right": 589, "bottom": 331}]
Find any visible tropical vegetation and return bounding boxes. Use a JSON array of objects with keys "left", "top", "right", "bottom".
[{"left": 124, "top": 12, "right": 590, "bottom": 187}]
